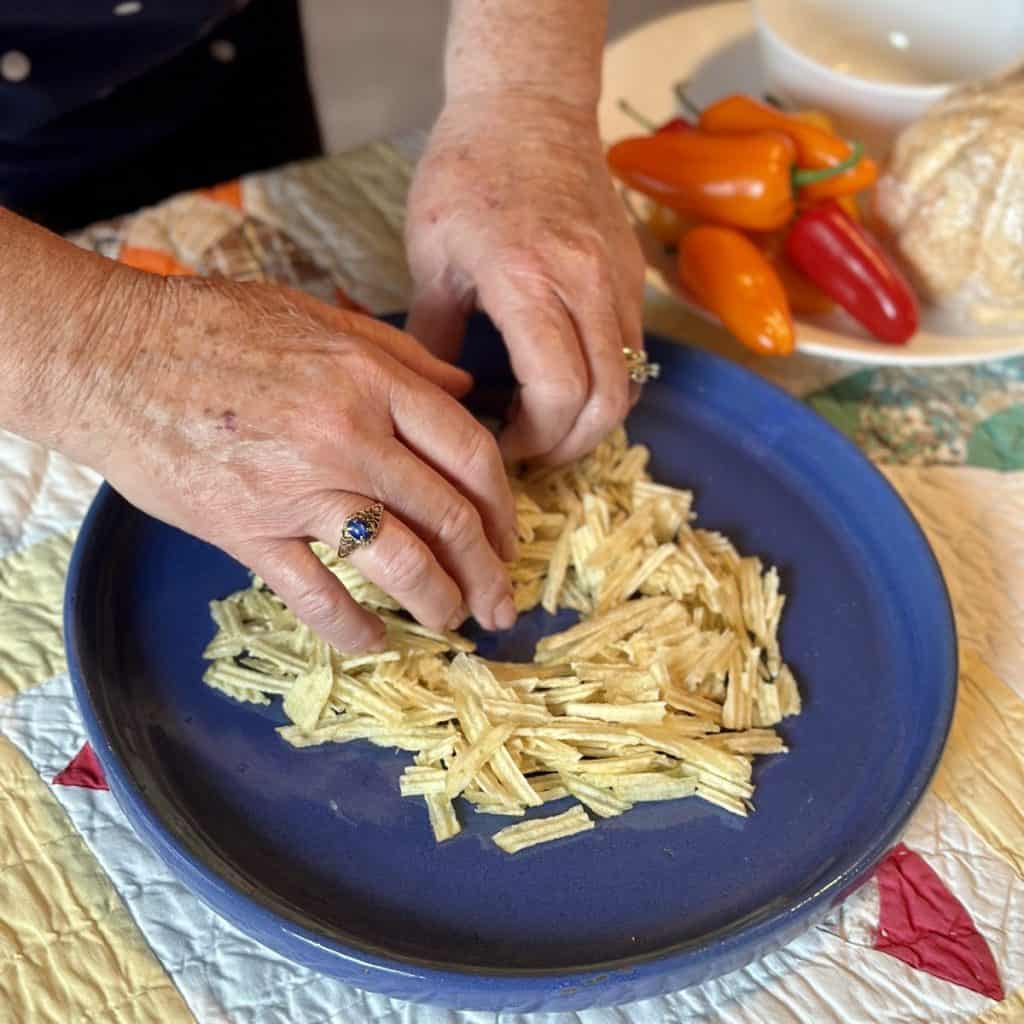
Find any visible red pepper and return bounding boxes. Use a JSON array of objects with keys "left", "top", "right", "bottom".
[
  {"left": 657, "top": 115, "right": 692, "bottom": 134},
  {"left": 785, "top": 201, "right": 919, "bottom": 345}
]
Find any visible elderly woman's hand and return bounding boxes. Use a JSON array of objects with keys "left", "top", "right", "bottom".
[
  {"left": 405, "top": 93, "right": 647, "bottom": 466},
  {"left": 70, "top": 273, "right": 519, "bottom": 651}
]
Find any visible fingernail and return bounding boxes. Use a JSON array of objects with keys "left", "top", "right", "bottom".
[{"left": 494, "top": 596, "right": 517, "bottom": 631}]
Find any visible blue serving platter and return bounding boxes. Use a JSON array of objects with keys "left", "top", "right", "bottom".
[{"left": 65, "top": 316, "right": 956, "bottom": 1013}]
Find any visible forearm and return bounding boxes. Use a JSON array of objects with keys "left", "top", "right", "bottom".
[
  {"left": 445, "top": 0, "right": 607, "bottom": 110},
  {"left": 0, "top": 209, "right": 149, "bottom": 456}
]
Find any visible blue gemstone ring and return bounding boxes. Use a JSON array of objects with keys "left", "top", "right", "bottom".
[{"left": 337, "top": 501, "right": 385, "bottom": 558}]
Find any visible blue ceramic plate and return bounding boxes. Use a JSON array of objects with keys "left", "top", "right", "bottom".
[{"left": 65, "top": 316, "right": 956, "bottom": 1013}]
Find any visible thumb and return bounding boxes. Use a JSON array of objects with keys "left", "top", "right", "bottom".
[{"left": 406, "top": 273, "right": 472, "bottom": 364}]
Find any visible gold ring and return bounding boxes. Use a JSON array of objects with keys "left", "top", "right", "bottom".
[
  {"left": 623, "top": 347, "right": 660, "bottom": 384},
  {"left": 337, "top": 501, "right": 385, "bottom": 558}
]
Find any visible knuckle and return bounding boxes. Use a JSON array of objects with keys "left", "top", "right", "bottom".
[
  {"left": 289, "top": 582, "right": 344, "bottom": 627},
  {"left": 379, "top": 542, "right": 433, "bottom": 594},
  {"left": 480, "top": 569, "right": 512, "bottom": 604},
  {"left": 327, "top": 404, "right": 362, "bottom": 440},
  {"left": 333, "top": 343, "right": 386, "bottom": 389},
  {"left": 499, "top": 253, "right": 551, "bottom": 295},
  {"left": 540, "top": 373, "right": 589, "bottom": 411},
  {"left": 435, "top": 496, "right": 483, "bottom": 550},
  {"left": 462, "top": 422, "right": 503, "bottom": 477},
  {"left": 561, "top": 233, "right": 608, "bottom": 278}
]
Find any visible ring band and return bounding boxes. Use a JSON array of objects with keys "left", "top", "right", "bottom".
[
  {"left": 623, "top": 346, "right": 660, "bottom": 384},
  {"left": 337, "top": 501, "right": 385, "bottom": 558}
]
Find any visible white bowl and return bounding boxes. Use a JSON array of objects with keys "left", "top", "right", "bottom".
[{"left": 752, "top": 0, "right": 1024, "bottom": 154}]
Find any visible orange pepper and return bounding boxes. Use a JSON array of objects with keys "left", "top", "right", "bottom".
[
  {"left": 678, "top": 225, "right": 795, "bottom": 356},
  {"left": 754, "top": 231, "right": 834, "bottom": 315},
  {"left": 793, "top": 109, "right": 834, "bottom": 133},
  {"left": 837, "top": 193, "right": 861, "bottom": 222},
  {"left": 698, "top": 95, "right": 878, "bottom": 201},
  {"left": 642, "top": 200, "right": 686, "bottom": 245},
  {"left": 607, "top": 131, "right": 797, "bottom": 232}
]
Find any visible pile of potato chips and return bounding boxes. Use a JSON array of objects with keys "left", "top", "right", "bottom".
[{"left": 203, "top": 429, "right": 801, "bottom": 853}]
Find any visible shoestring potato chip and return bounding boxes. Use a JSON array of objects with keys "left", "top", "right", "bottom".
[{"left": 203, "top": 429, "right": 801, "bottom": 854}]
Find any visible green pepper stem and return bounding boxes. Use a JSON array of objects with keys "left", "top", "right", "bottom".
[
  {"left": 617, "top": 99, "right": 658, "bottom": 133},
  {"left": 673, "top": 81, "right": 703, "bottom": 119},
  {"left": 792, "top": 141, "right": 865, "bottom": 187}
]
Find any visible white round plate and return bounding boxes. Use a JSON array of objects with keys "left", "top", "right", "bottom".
[{"left": 600, "top": 0, "right": 1024, "bottom": 366}]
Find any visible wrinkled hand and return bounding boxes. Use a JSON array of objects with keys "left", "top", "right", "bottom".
[
  {"left": 405, "top": 93, "right": 646, "bottom": 465},
  {"left": 77, "top": 275, "right": 518, "bottom": 651}
]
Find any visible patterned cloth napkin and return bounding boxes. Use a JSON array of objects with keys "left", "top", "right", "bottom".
[{"left": 1, "top": 141, "right": 1023, "bottom": 1023}]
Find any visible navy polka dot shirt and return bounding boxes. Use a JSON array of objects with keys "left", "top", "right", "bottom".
[
  {"left": 1, "top": 1, "right": 322, "bottom": 230},
  {"left": 0, "top": 3, "right": 243, "bottom": 138}
]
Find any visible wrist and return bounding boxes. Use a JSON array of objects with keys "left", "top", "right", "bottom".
[
  {"left": 445, "top": 81, "right": 599, "bottom": 118},
  {"left": 436, "top": 91, "right": 600, "bottom": 149},
  {"left": 0, "top": 220, "right": 164, "bottom": 464},
  {"left": 57, "top": 264, "right": 165, "bottom": 469}
]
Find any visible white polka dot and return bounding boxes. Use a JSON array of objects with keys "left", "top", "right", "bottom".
[
  {"left": 113, "top": 1, "right": 142, "bottom": 14},
  {"left": 1, "top": 51, "right": 30, "bottom": 83},
  {"left": 209, "top": 39, "right": 236, "bottom": 63}
]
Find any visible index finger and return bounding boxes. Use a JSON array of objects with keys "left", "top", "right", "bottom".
[
  {"left": 476, "top": 273, "right": 589, "bottom": 464},
  {"left": 538, "top": 297, "right": 630, "bottom": 466}
]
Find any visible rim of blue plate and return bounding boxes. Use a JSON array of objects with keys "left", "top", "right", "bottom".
[{"left": 65, "top": 329, "right": 957, "bottom": 1010}]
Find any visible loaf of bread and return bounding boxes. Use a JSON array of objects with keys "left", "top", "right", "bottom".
[{"left": 876, "top": 66, "right": 1024, "bottom": 332}]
